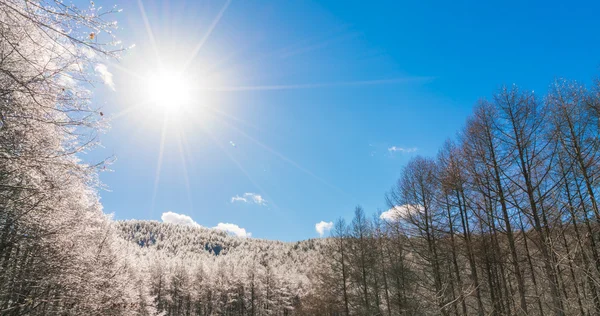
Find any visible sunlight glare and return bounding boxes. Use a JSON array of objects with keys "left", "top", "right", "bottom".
[{"left": 146, "top": 70, "right": 193, "bottom": 114}]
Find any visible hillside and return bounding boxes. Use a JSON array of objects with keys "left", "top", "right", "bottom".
[
  {"left": 114, "top": 220, "right": 326, "bottom": 314},
  {"left": 116, "top": 220, "right": 325, "bottom": 269}
]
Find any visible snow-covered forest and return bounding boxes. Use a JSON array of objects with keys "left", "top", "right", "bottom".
[{"left": 2, "top": 0, "right": 600, "bottom": 315}]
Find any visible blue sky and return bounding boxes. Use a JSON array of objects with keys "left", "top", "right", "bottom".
[{"left": 86, "top": 0, "right": 600, "bottom": 241}]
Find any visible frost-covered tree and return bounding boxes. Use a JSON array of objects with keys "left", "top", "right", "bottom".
[{"left": 0, "top": 1, "right": 152, "bottom": 315}]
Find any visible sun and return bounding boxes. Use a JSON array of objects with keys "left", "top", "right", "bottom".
[{"left": 145, "top": 70, "right": 193, "bottom": 115}]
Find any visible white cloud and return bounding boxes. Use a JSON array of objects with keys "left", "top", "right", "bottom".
[
  {"left": 161, "top": 211, "right": 200, "bottom": 227},
  {"left": 213, "top": 223, "right": 252, "bottom": 238},
  {"left": 231, "top": 196, "right": 247, "bottom": 203},
  {"left": 380, "top": 205, "right": 422, "bottom": 221},
  {"left": 250, "top": 194, "right": 266, "bottom": 205},
  {"left": 388, "top": 146, "right": 417, "bottom": 153},
  {"left": 231, "top": 193, "right": 267, "bottom": 206},
  {"left": 315, "top": 221, "right": 333, "bottom": 237},
  {"left": 161, "top": 212, "right": 252, "bottom": 238},
  {"left": 94, "top": 63, "right": 114, "bottom": 90}
]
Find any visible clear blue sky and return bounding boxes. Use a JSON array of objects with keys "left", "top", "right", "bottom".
[{"left": 86, "top": 0, "right": 600, "bottom": 241}]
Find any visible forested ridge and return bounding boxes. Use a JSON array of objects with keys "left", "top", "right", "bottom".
[{"left": 2, "top": 0, "right": 600, "bottom": 315}]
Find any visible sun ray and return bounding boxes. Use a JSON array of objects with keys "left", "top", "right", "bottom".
[
  {"left": 201, "top": 50, "right": 242, "bottom": 77},
  {"left": 150, "top": 116, "right": 169, "bottom": 215},
  {"left": 200, "top": 25, "right": 352, "bottom": 82},
  {"left": 218, "top": 144, "right": 280, "bottom": 214},
  {"left": 183, "top": 0, "right": 232, "bottom": 70},
  {"left": 175, "top": 126, "right": 194, "bottom": 212},
  {"left": 104, "top": 59, "right": 146, "bottom": 81},
  {"left": 271, "top": 23, "right": 352, "bottom": 58},
  {"left": 137, "top": 0, "right": 162, "bottom": 67},
  {"left": 220, "top": 143, "right": 279, "bottom": 213},
  {"left": 278, "top": 32, "right": 360, "bottom": 59},
  {"left": 188, "top": 111, "right": 280, "bottom": 213},
  {"left": 179, "top": 126, "right": 195, "bottom": 170},
  {"left": 204, "top": 105, "right": 262, "bottom": 133},
  {"left": 213, "top": 114, "right": 352, "bottom": 199},
  {"left": 111, "top": 100, "right": 151, "bottom": 121},
  {"left": 203, "top": 77, "right": 433, "bottom": 92}
]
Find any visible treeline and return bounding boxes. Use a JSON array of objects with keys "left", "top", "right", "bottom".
[
  {"left": 116, "top": 221, "right": 322, "bottom": 316},
  {"left": 308, "top": 83, "right": 600, "bottom": 315}
]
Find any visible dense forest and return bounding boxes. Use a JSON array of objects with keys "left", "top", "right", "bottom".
[{"left": 2, "top": 0, "right": 600, "bottom": 315}]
